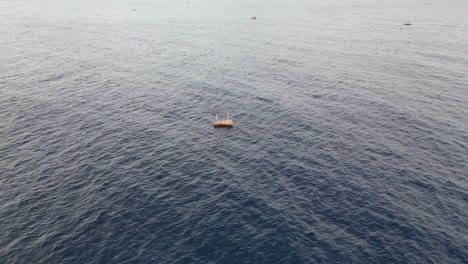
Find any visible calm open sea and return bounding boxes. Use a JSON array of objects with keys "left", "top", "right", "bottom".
[{"left": 1, "top": 0, "right": 467, "bottom": 263}]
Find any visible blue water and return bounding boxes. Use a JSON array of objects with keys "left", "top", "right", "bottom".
[{"left": 1, "top": 0, "right": 467, "bottom": 263}]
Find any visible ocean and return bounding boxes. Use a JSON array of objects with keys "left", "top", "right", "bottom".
[{"left": 0, "top": 0, "right": 467, "bottom": 263}]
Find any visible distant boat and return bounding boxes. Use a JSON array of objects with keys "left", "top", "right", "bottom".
[
  {"left": 251, "top": 16, "right": 257, "bottom": 20},
  {"left": 214, "top": 113, "right": 233, "bottom": 127},
  {"left": 404, "top": 21, "right": 412, "bottom": 25}
]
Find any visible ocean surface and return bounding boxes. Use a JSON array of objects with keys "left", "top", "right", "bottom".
[{"left": 1, "top": 0, "right": 467, "bottom": 263}]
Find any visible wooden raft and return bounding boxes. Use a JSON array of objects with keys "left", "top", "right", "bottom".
[{"left": 214, "top": 113, "right": 233, "bottom": 127}]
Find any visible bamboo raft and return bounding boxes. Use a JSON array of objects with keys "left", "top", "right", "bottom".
[{"left": 214, "top": 113, "right": 233, "bottom": 127}]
